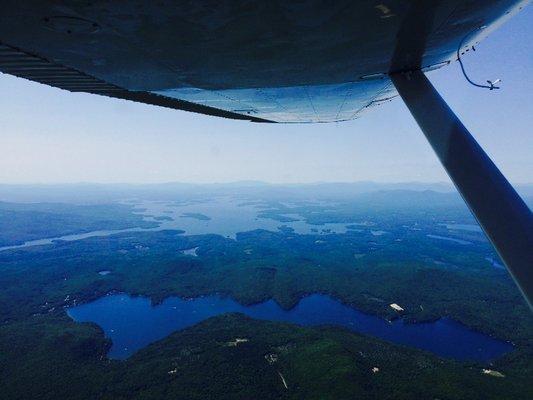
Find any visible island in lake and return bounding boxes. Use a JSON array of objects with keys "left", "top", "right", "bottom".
[{"left": 180, "top": 212, "right": 211, "bottom": 221}]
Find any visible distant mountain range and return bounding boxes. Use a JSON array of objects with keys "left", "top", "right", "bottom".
[{"left": 0, "top": 181, "right": 531, "bottom": 205}]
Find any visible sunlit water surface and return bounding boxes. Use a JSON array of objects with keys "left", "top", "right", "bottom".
[
  {"left": 0, "top": 197, "right": 349, "bottom": 251},
  {"left": 67, "top": 293, "right": 513, "bottom": 362}
]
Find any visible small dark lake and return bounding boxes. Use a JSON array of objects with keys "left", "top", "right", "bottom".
[{"left": 67, "top": 293, "right": 513, "bottom": 362}]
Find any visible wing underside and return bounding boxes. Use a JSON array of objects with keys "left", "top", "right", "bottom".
[{"left": 0, "top": 0, "right": 527, "bottom": 122}]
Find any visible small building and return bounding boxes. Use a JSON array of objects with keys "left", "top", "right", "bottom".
[
  {"left": 482, "top": 369, "right": 505, "bottom": 378},
  {"left": 389, "top": 303, "right": 404, "bottom": 312}
]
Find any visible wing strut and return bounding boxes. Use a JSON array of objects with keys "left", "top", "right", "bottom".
[{"left": 391, "top": 71, "right": 533, "bottom": 309}]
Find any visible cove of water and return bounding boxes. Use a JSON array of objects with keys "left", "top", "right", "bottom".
[
  {"left": 439, "top": 223, "right": 483, "bottom": 233},
  {"left": 67, "top": 293, "right": 512, "bottom": 362},
  {"left": 426, "top": 234, "right": 472, "bottom": 245},
  {"left": 0, "top": 198, "right": 351, "bottom": 251}
]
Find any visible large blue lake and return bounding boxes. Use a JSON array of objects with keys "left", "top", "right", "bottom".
[{"left": 67, "top": 293, "right": 512, "bottom": 362}]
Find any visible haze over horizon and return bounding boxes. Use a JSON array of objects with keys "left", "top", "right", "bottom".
[
  {"left": 0, "top": 7, "right": 531, "bottom": 185},
  {"left": 0, "top": 179, "right": 458, "bottom": 186}
]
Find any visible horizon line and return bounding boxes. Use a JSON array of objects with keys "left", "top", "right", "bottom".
[{"left": 0, "top": 180, "right": 532, "bottom": 187}]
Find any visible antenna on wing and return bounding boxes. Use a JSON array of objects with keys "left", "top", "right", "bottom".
[{"left": 457, "top": 27, "right": 501, "bottom": 90}]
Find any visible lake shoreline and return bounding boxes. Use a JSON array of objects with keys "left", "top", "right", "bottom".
[{"left": 67, "top": 292, "right": 514, "bottom": 362}]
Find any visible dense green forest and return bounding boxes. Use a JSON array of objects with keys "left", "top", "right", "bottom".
[
  {"left": 0, "top": 202, "right": 156, "bottom": 246},
  {"left": 2, "top": 313, "right": 531, "bottom": 400},
  {"left": 0, "top": 189, "right": 531, "bottom": 399}
]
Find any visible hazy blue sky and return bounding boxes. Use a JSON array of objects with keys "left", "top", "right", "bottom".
[{"left": 0, "top": 7, "right": 531, "bottom": 185}]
